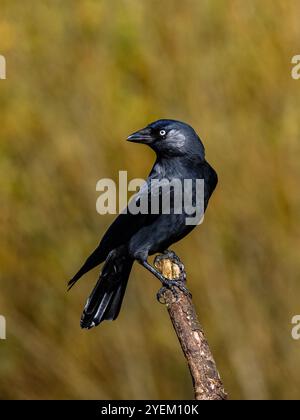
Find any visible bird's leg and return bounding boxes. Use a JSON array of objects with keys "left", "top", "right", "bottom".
[
  {"left": 140, "top": 260, "right": 171, "bottom": 286},
  {"left": 140, "top": 255, "right": 191, "bottom": 303}
]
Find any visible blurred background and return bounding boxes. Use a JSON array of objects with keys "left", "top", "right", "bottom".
[{"left": 0, "top": 0, "right": 300, "bottom": 400}]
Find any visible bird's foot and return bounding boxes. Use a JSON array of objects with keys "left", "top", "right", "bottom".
[
  {"left": 156, "top": 249, "right": 180, "bottom": 264},
  {"left": 156, "top": 279, "right": 191, "bottom": 304},
  {"left": 154, "top": 250, "right": 187, "bottom": 283},
  {"left": 154, "top": 251, "right": 191, "bottom": 304}
]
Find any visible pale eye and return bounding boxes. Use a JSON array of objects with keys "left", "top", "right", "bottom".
[{"left": 159, "top": 130, "right": 166, "bottom": 137}]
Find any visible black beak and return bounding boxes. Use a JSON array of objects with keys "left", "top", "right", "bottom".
[{"left": 127, "top": 127, "right": 152, "bottom": 143}]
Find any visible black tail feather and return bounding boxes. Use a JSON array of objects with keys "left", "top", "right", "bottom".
[
  {"left": 80, "top": 250, "right": 133, "bottom": 329},
  {"left": 68, "top": 247, "right": 106, "bottom": 290}
]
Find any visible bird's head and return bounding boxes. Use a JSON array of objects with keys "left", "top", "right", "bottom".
[{"left": 127, "top": 119, "right": 205, "bottom": 160}]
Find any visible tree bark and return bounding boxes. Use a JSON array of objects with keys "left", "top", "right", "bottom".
[{"left": 154, "top": 253, "right": 227, "bottom": 400}]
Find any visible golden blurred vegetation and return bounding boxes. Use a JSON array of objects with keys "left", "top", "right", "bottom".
[{"left": 1, "top": 0, "right": 300, "bottom": 400}]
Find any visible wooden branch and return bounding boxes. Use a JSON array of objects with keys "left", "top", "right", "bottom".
[{"left": 154, "top": 253, "right": 227, "bottom": 400}]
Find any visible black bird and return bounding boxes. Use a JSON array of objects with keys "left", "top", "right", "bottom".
[{"left": 69, "top": 119, "right": 218, "bottom": 329}]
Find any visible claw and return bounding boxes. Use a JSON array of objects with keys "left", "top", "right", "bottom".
[
  {"left": 160, "top": 249, "right": 181, "bottom": 264},
  {"left": 154, "top": 250, "right": 186, "bottom": 283},
  {"left": 156, "top": 284, "right": 179, "bottom": 304},
  {"left": 156, "top": 278, "right": 191, "bottom": 304},
  {"left": 168, "top": 280, "right": 192, "bottom": 298},
  {"left": 154, "top": 249, "right": 186, "bottom": 281},
  {"left": 156, "top": 287, "right": 168, "bottom": 304},
  {"left": 154, "top": 251, "right": 191, "bottom": 304}
]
